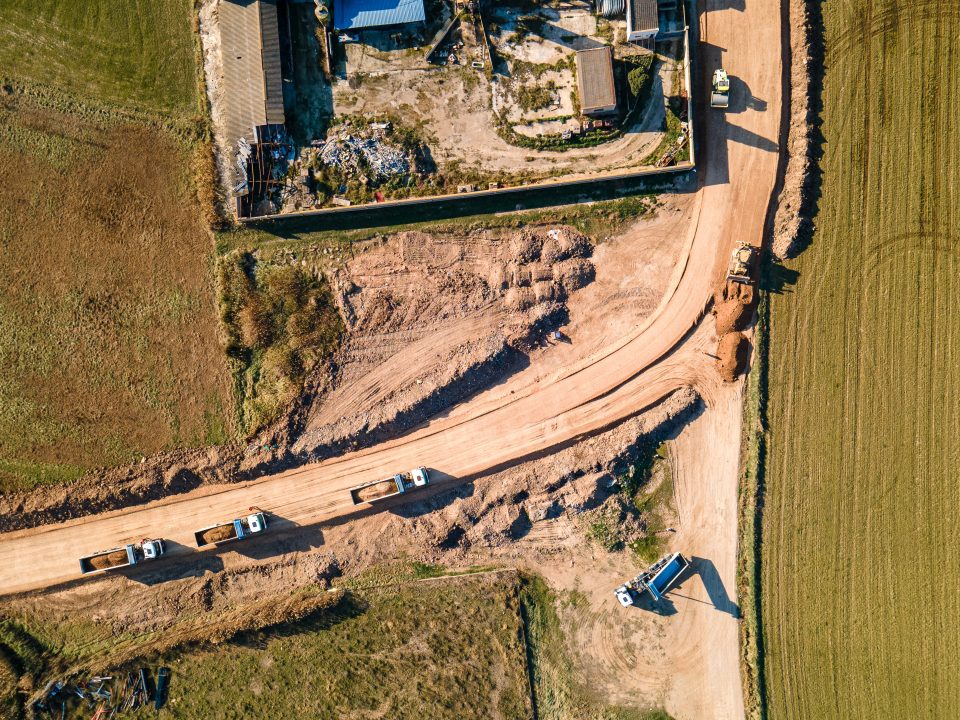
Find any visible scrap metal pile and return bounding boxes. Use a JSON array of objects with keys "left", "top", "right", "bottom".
[
  {"left": 33, "top": 667, "right": 170, "bottom": 718},
  {"left": 317, "top": 131, "right": 410, "bottom": 182}
]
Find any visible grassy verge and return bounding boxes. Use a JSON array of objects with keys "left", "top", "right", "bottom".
[
  {"left": 6, "top": 572, "right": 535, "bottom": 720},
  {"left": 217, "top": 253, "right": 343, "bottom": 433},
  {"left": 519, "top": 574, "right": 672, "bottom": 720},
  {"left": 736, "top": 289, "right": 768, "bottom": 720},
  {"left": 220, "top": 194, "right": 659, "bottom": 255}
]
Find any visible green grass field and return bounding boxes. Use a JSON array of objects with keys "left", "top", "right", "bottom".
[
  {"left": 761, "top": 1, "right": 960, "bottom": 717},
  {"left": 0, "top": 0, "right": 198, "bottom": 116}
]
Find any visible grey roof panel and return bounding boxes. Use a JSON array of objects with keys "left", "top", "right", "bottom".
[
  {"left": 258, "top": 0, "right": 285, "bottom": 125},
  {"left": 334, "top": 0, "right": 426, "bottom": 30},
  {"left": 576, "top": 46, "right": 617, "bottom": 113},
  {"left": 629, "top": 0, "right": 658, "bottom": 33}
]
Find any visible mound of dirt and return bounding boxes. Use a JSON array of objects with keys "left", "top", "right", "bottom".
[
  {"left": 716, "top": 332, "right": 750, "bottom": 382},
  {"left": 713, "top": 300, "right": 752, "bottom": 335}
]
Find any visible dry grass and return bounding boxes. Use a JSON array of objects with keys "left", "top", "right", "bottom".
[
  {"left": 128, "top": 573, "right": 532, "bottom": 719},
  {"left": 761, "top": 1, "right": 960, "bottom": 717},
  {"left": 0, "top": 97, "right": 235, "bottom": 492}
]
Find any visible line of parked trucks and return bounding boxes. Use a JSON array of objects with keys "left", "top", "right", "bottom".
[{"left": 77, "top": 468, "right": 432, "bottom": 576}]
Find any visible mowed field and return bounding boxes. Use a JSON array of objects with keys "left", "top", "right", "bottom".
[
  {"left": 762, "top": 1, "right": 960, "bottom": 717},
  {"left": 0, "top": 0, "right": 197, "bottom": 115},
  {"left": 0, "top": 1, "right": 234, "bottom": 492}
]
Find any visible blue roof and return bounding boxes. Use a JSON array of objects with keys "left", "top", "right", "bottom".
[{"left": 334, "top": 0, "right": 426, "bottom": 30}]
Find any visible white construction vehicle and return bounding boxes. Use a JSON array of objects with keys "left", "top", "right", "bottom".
[
  {"left": 711, "top": 68, "right": 730, "bottom": 108},
  {"left": 350, "top": 467, "right": 430, "bottom": 505},
  {"left": 727, "top": 243, "right": 758, "bottom": 284},
  {"left": 79, "top": 539, "right": 166, "bottom": 575},
  {"left": 194, "top": 510, "right": 267, "bottom": 547}
]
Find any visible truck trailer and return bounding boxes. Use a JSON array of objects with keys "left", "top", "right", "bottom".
[
  {"left": 194, "top": 511, "right": 267, "bottom": 547},
  {"left": 349, "top": 467, "right": 430, "bottom": 505},
  {"left": 615, "top": 552, "right": 689, "bottom": 607},
  {"left": 79, "top": 539, "right": 166, "bottom": 575}
]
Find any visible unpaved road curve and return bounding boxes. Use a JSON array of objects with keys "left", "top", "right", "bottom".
[{"left": 0, "top": 0, "right": 781, "bottom": 653}]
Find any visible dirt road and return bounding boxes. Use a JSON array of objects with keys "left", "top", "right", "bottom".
[{"left": 0, "top": 6, "right": 781, "bottom": 671}]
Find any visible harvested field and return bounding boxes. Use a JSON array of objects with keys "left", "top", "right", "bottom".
[
  {"left": 762, "top": 1, "right": 960, "bottom": 717},
  {"left": 0, "top": 98, "right": 235, "bottom": 493}
]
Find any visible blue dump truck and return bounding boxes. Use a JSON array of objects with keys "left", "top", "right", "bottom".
[{"left": 615, "top": 552, "right": 689, "bottom": 607}]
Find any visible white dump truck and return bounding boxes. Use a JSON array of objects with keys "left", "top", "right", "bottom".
[
  {"left": 350, "top": 467, "right": 430, "bottom": 505},
  {"left": 711, "top": 68, "right": 730, "bottom": 108},
  {"left": 194, "top": 510, "right": 267, "bottom": 547},
  {"left": 79, "top": 539, "right": 166, "bottom": 575}
]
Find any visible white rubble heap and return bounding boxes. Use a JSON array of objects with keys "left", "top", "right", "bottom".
[{"left": 318, "top": 133, "right": 410, "bottom": 181}]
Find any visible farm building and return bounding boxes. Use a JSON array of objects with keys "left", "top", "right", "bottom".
[
  {"left": 627, "top": 0, "right": 658, "bottom": 41},
  {"left": 333, "top": 0, "right": 426, "bottom": 31},
  {"left": 220, "top": 0, "right": 285, "bottom": 150},
  {"left": 575, "top": 47, "right": 618, "bottom": 116}
]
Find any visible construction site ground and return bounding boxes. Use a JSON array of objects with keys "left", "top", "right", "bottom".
[{"left": 0, "top": 0, "right": 783, "bottom": 718}]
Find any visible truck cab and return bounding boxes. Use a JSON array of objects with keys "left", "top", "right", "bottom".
[
  {"left": 141, "top": 539, "right": 166, "bottom": 559},
  {"left": 615, "top": 585, "right": 635, "bottom": 608},
  {"left": 411, "top": 467, "right": 430, "bottom": 487},
  {"left": 246, "top": 512, "right": 267, "bottom": 533}
]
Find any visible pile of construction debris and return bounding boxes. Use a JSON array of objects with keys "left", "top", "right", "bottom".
[
  {"left": 33, "top": 667, "right": 170, "bottom": 718},
  {"left": 317, "top": 124, "right": 410, "bottom": 182}
]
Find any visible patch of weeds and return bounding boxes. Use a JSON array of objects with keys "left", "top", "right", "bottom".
[
  {"left": 519, "top": 574, "right": 674, "bottom": 720},
  {"left": 217, "top": 253, "right": 343, "bottom": 433}
]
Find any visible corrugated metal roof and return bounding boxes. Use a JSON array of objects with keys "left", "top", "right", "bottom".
[
  {"left": 628, "top": 0, "right": 658, "bottom": 34},
  {"left": 333, "top": 0, "right": 426, "bottom": 30},
  {"left": 576, "top": 46, "right": 617, "bottom": 114},
  {"left": 220, "top": 0, "right": 285, "bottom": 153},
  {"left": 258, "top": 0, "right": 285, "bottom": 125}
]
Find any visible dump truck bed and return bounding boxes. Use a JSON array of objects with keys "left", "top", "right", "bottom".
[
  {"left": 646, "top": 553, "right": 689, "bottom": 601},
  {"left": 194, "top": 522, "right": 239, "bottom": 547},
  {"left": 350, "top": 476, "right": 404, "bottom": 504},
  {"left": 79, "top": 545, "right": 136, "bottom": 574}
]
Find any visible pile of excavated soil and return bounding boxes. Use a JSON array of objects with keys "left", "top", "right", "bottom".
[
  {"left": 86, "top": 549, "right": 129, "bottom": 571},
  {"left": 772, "top": 0, "right": 819, "bottom": 259},
  {"left": 713, "top": 300, "right": 753, "bottom": 335},
  {"left": 717, "top": 332, "right": 750, "bottom": 382}
]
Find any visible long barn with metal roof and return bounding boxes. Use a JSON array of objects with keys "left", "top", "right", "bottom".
[{"left": 333, "top": 0, "right": 426, "bottom": 31}]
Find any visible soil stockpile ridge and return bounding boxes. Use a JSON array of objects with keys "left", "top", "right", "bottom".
[{"left": 716, "top": 332, "right": 750, "bottom": 382}]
